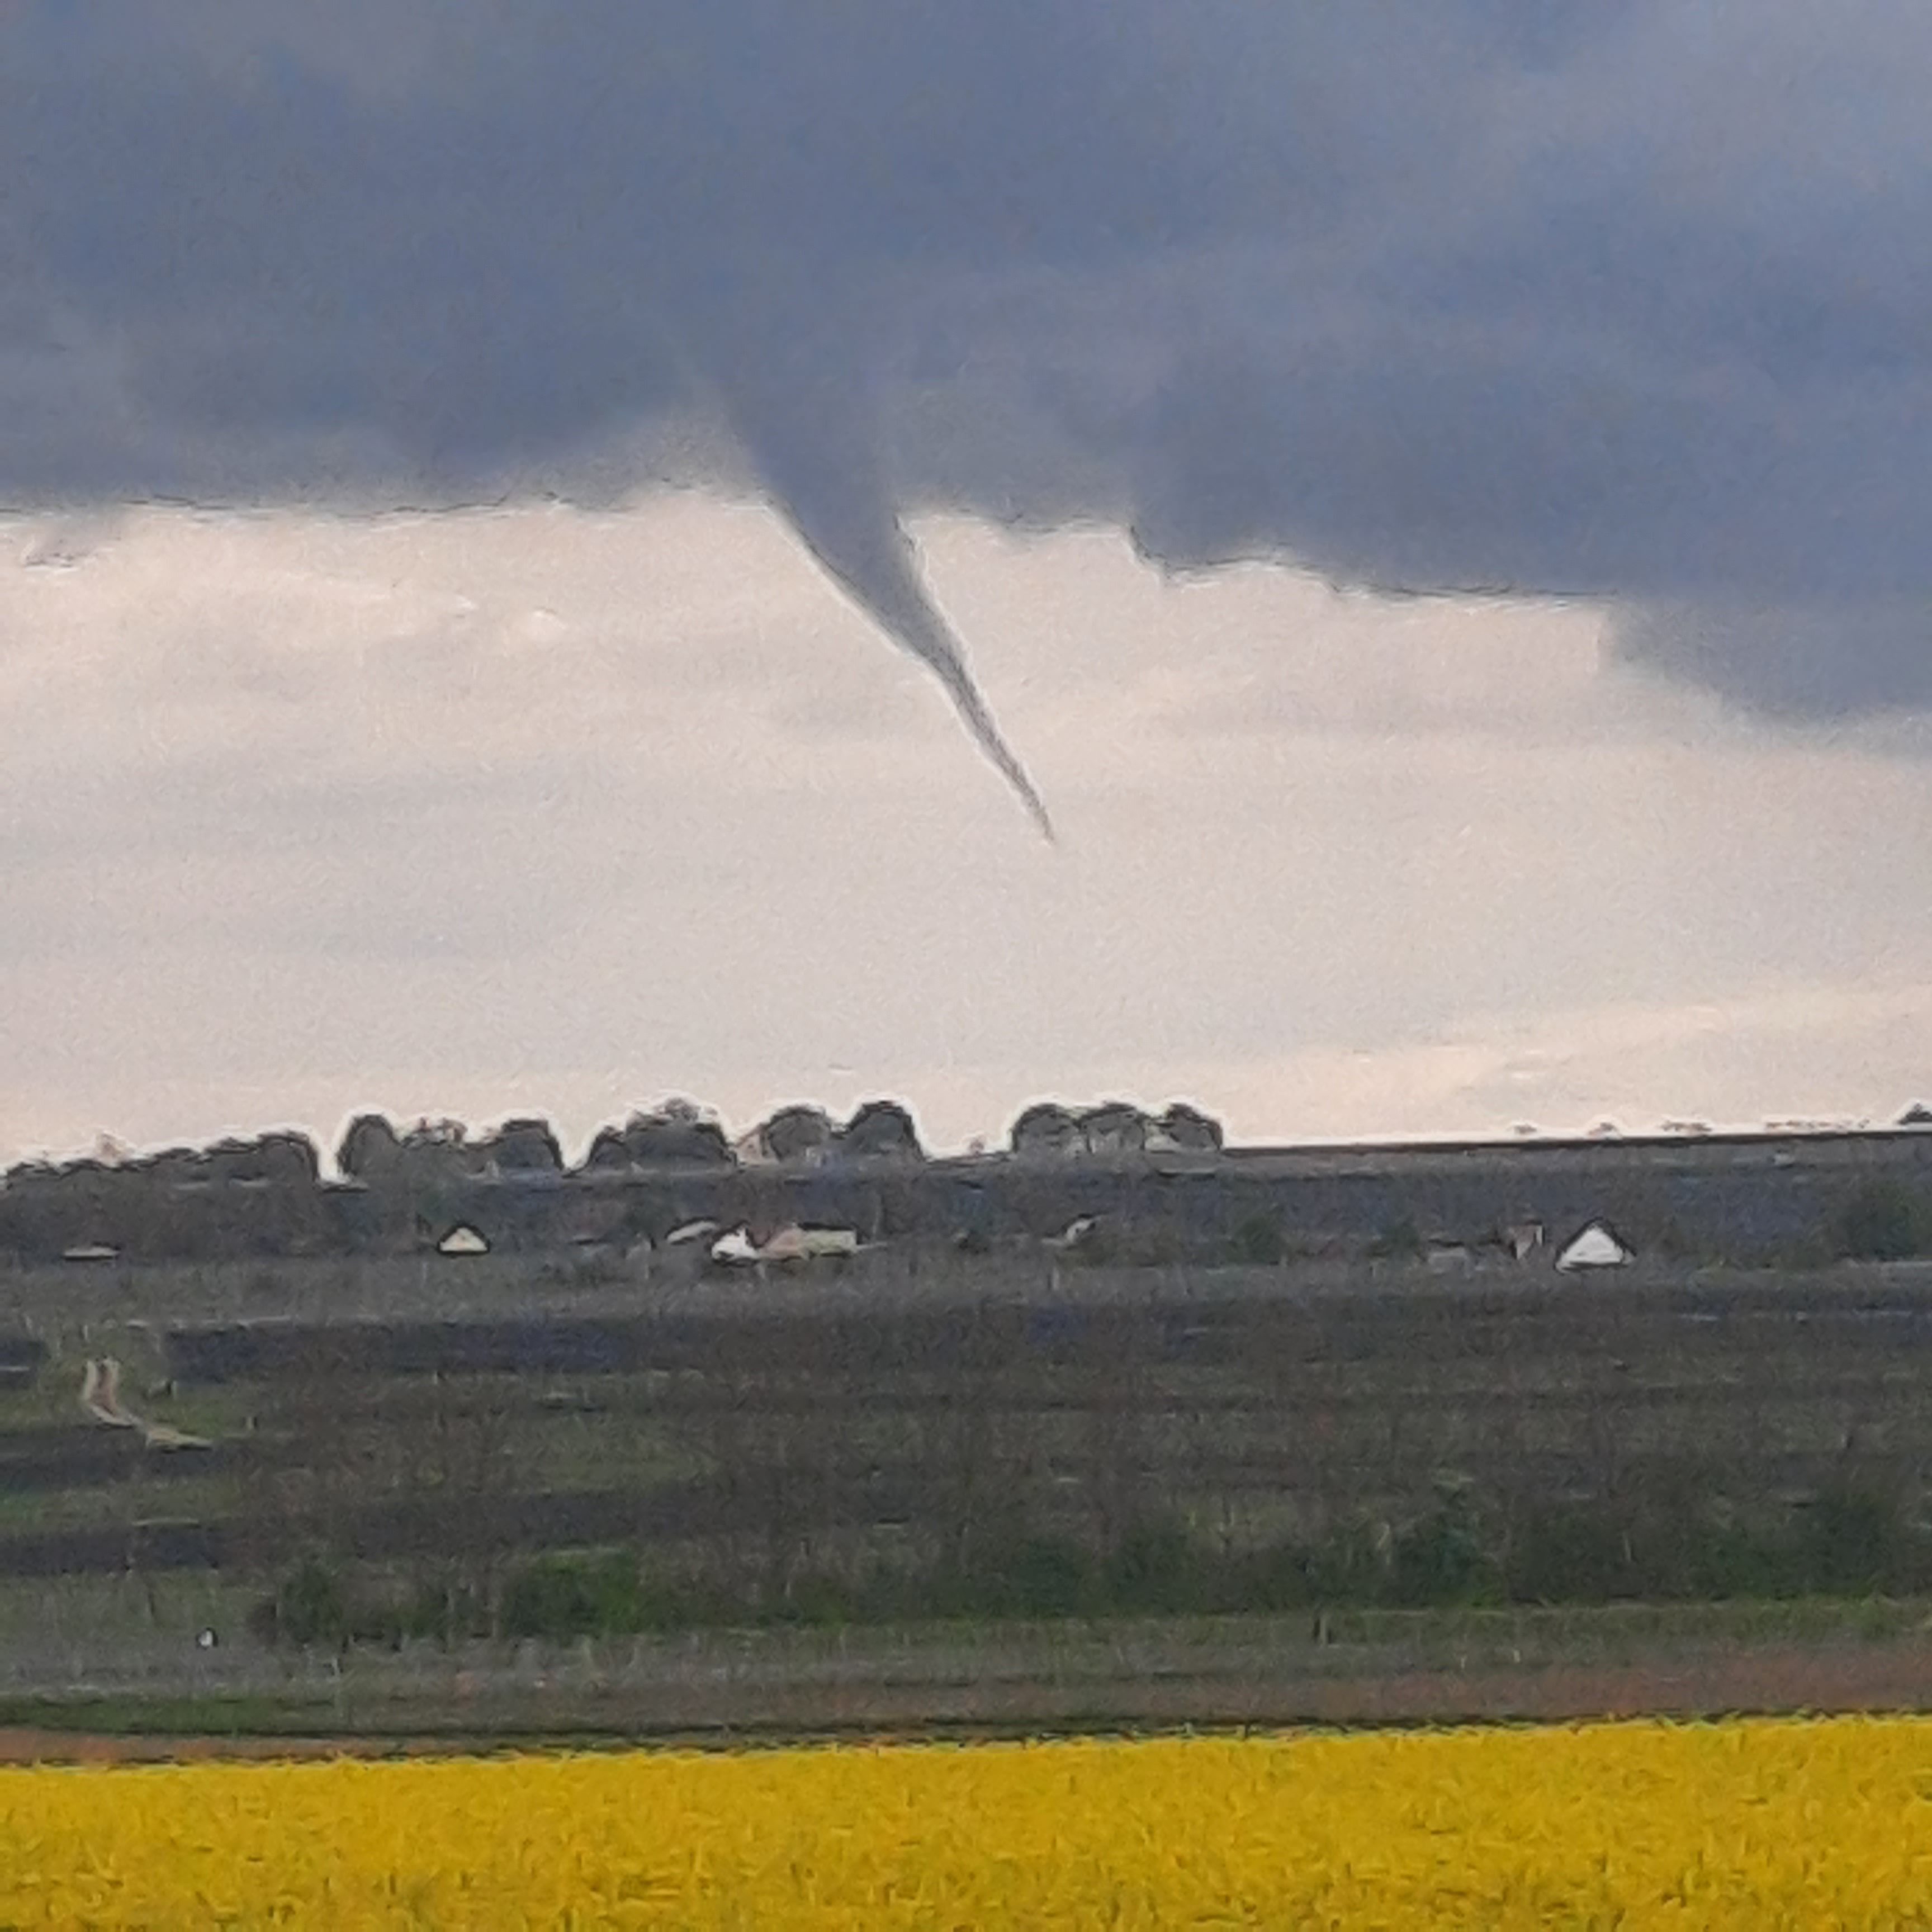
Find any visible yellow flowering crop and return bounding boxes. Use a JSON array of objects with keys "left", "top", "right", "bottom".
[{"left": 1, "top": 1716, "right": 1928, "bottom": 1926}]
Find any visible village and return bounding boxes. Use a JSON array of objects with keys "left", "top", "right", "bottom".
[
  {"left": 6, "top": 1095, "right": 1932, "bottom": 1280},
  {"left": 0, "top": 1095, "right": 1930, "bottom": 1746}
]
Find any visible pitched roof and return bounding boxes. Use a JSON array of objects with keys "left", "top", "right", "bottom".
[{"left": 1556, "top": 1221, "right": 1632, "bottom": 1270}]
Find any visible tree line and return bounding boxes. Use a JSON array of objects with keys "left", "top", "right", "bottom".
[{"left": 0, "top": 1095, "right": 1228, "bottom": 1265}]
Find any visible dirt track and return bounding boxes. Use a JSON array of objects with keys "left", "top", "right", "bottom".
[{"left": 2, "top": 1635, "right": 1929, "bottom": 1762}]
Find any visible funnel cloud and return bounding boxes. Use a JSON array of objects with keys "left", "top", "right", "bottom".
[
  {"left": 688, "top": 291, "right": 1054, "bottom": 834},
  {"left": 6, "top": 2, "right": 1932, "bottom": 818}
]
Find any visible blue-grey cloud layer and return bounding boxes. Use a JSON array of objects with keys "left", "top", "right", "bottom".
[{"left": 6, "top": 1, "right": 1932, "bottom": 736}]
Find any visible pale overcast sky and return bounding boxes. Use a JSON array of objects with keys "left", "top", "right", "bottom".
[
  {"left": 3, "top": 6, "right": 1931, "bottom": 1161},
  {"left": 3, "top": 500, "right": 1926, "bottom": 1163}
]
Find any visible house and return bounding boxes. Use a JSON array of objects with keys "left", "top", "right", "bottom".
[
  {"left": 759, "top": 1224, "right": 860, "bottom": 1263},
  {"left": 435, "top": 1224, "right": 490, "bottom": 1257},
  {"left": 1555, "top": 1222, "right": 1633, "bottom": 1272},
  {"left": 709, "top": 1227, "right": 762, "bottom": 1266},
  {"left": 708, "top": 1224, "right": 860, "bottom": 1267}
]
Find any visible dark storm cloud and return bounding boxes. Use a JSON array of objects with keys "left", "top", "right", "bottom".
[
  {"left": 1610, "top": 604, "right": 1932, "bottom": 717},
  {"left": 7, "top": 0, "right": 1932, "bottom": 808}
]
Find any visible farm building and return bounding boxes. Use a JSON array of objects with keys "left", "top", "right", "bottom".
[{"left": 1555, "top": 1222, "right": 1633, "bottom": 1271}]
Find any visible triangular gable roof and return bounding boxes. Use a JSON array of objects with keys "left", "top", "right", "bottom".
[
  {"left": 709, "top": 1227, "right": 761, "bottom": 1265},
  {"left": 1556, "top": 1221, "right": 1632, "bottom": 1270},
  {"left": 436, "top": 1224, "right": 489, "bottom": 1256}
]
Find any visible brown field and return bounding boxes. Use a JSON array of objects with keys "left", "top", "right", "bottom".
[
  {"left": 7, "top": 1254, "right": 1932, "bottom": 1585},
  {"left": 1, "top": 1594, "right": 1929, "bottom": 1756},
  {"left": 6, "top": 1248, "right": 1932, "bottom": 1748}
]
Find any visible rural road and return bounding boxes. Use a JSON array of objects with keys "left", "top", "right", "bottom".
[{"left": 5, "top": 1626, "right": 1931, "bottom": 1756}]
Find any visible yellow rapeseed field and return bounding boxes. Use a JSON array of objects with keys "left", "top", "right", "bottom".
[{"left": 1, "top": 1716, "right": 1929, "bottom": 1926}]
